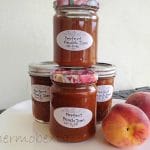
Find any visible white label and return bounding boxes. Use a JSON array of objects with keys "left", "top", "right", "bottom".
[
  {"left": 31, "top": 84, "right": 50, "bottom": 102},
  {"left": 96, "top": 85, "right": 113, "bottom": 102},
  {"left": 54, "top": 107, "right": 92, "bottom": 128},
  {"left": 56, "top": 30, "right": 93, "bottom": 51}
]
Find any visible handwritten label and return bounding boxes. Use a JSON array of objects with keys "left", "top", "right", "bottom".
[
  {"left": 31, "top": 84, "right": 50, "bottom": 102},
  {"left": 57, "top": 30, "right": 93, "bottom": 51},
  {"left": 96, "top": 85, "right": 113, "bottom": 102},
  {"left": 54, "top": 107, "right": 92, "bottom": 128}
]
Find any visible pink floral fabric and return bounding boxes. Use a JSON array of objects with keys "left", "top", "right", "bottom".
[
  {"left": 56, "top": 0, "right": 99, "bottom": 8},
  {"left": 74, "top": 0, "right": 88, "bottom": 5},
  {"left": 51, "top": 68, "right": 98, "bottom": 84}
]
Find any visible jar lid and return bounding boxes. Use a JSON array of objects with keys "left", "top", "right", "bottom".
[
  {"left": 54, "top": 0, "right": 99, "bottom": 9},
  {"left": 95, "top": 63, "right": 116, "bottom": 77},
  {"left": 29, "top": 61, "right": 58, "bottom": 77},
  {"left": 51, "top": 67, "right": 98, "bottom": 84}
]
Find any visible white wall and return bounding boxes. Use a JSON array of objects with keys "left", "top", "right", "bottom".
[{"left": 0, "top": 0, "right": 150, "bottom": 109}]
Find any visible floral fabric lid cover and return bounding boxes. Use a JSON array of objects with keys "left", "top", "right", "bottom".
[
  {"left": 55, "top": 0, "right": 99, "bottom": 8},
  {"left": 51, "top": 68, "right": 98, "bottom": 84}
]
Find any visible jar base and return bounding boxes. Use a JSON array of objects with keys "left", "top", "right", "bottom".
[
  {"left": 34, "top": 117, "right": 49, "bottom": 124},
  {"left": 50, "top": 131, "right": 95, "bottom": 143}
]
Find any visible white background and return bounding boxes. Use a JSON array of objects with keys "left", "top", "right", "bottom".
[{"left": 0, "top": 0, "right": 150, "bottom": 109}]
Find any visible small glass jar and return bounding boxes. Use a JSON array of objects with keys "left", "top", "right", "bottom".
[
  {"left": 95, "top": 63, "right": 116, "bottom": 123},
  {"left": 53, "top": 0, "right": 99, "bottom": 67},
  {"left": 50, "top": 68, "right": 98, "bottom": 142},
  {"left": 29, "top": 62, "right": 57, "bottom": 123}
]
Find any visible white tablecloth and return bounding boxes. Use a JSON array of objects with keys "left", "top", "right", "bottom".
[{"left": 0, "top": 99, "right": 149, "bottom": 150}]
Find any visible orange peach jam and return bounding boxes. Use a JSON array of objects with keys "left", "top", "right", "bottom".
[{"left": 95, "top": 63, "right": 116, "bottom": 123}]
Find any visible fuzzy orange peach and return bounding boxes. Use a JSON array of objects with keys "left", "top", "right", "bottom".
[
  {"left": 102, "top": 103, "right": 150, "bottom": 148},
  {"left": 126, "top": 92, "right": 150, "bottom": 120}
]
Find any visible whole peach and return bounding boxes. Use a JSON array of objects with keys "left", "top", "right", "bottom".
[
  {"left": 102, "top": 103, "right": 150, "bottom": 148},
  {"left": 126, "top": 92, "right": 150, "bottom": 120}
]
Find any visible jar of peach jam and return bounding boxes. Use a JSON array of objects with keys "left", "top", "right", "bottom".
[
  {"left": 53, "top": 0, "right": 99, "bottom": 67},
  {"left": 95, "top": 63, "right": 116, "bottom": 123},
  {"left": 29, "top": 62, "right": 57, "bottom": 123},
  {"left": 50, "top": 68, "right": 98, "bottom": 142}
]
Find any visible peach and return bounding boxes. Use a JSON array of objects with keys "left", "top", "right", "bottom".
[
  {"left": 126, "top": 92, "right": 150, "bottom": 120},
  {"left": 102, "top": 103, "right": 150, "bottom": 148}
]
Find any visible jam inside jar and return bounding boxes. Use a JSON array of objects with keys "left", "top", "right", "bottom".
[
  {"left": 50, "top": 68, "right": 98, "bottom": 142},
  {"left": 95, "top": 63, "right": 116, "bottom": 123},
  {"left": 53, "top": 1, "right": 99, "bottom": 67},
  {"left": 29, "top": 62, "right": 57, "bottom": 123}
]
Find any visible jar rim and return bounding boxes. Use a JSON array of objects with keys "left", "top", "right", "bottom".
[
  {"left": 94, "top": 63, "right": 116, "bottom": 77},
  {"left": 29, "top": 61, "right": 58, "bottom": 77},
  {"left": 51, "top": 67, "right": 98, "bottom": 84}
]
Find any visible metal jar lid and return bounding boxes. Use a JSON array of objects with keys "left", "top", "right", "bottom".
[
  {"left": 51, "top": 67, "right": 98, "bottom": 84},
  {"left": 29, "top": 61, "right": 58, "bottom": 77},
  {"left": 54, "top": 0, "right": 99, "bottom": 10},
  {"left": 94, "top": 63, "right": 116, "bottom": 78}
]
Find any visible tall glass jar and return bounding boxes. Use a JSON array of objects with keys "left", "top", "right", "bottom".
[
  {"left": 95, "top": 63, "right": 116, "bottom": 123},
  {"left": 50, "top": 68, "right": 98, "bottom": 142},
  {"left": 29, "top": 62, "right": 57, "bottom": 123},
  {"left": 53, "top": 0, "right": 99, "bottom": 67}
]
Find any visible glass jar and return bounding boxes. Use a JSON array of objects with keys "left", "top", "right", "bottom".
[
  {"left": 53, "top": 0, "right": 99, "bottom": 67},
  {"left": 29, "top": 62, "right": 57, "bottom": 123},
  {"left": 95, "top": 63, "right": 116, "bottom": 123},
  {"left": 50, "top": 68, "right": 98, "bottom": 142}
]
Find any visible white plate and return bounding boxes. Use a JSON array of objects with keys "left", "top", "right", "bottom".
[{"left": 0, "top": 99, "right": 149, "bottom": 150}]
